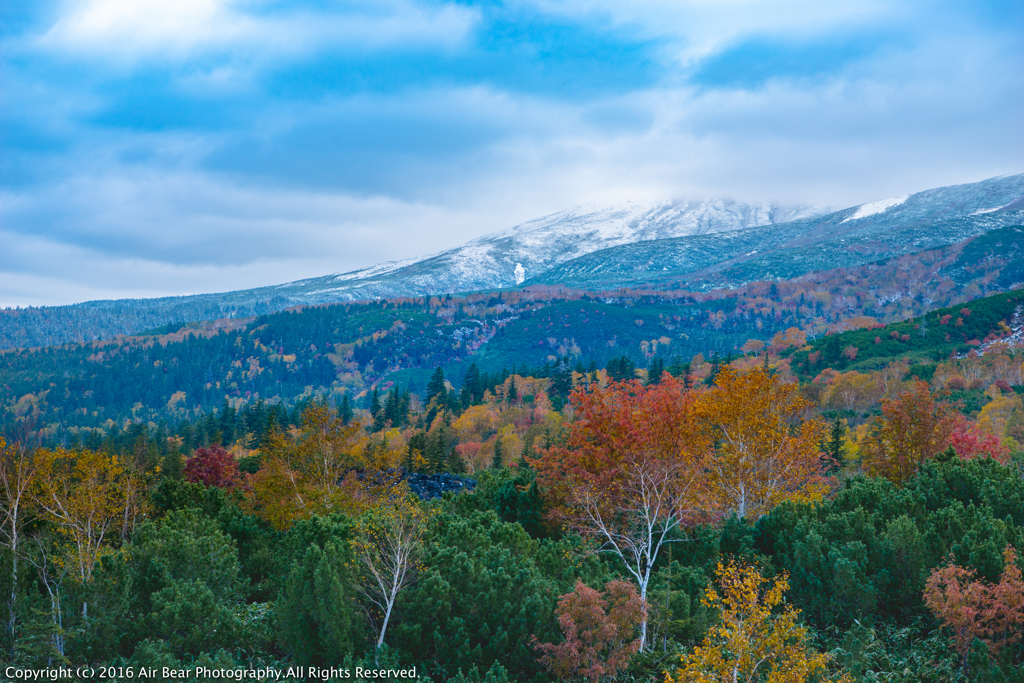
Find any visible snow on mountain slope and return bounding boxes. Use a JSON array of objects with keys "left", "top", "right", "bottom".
[
  {"left": 529, "top": 173, "right": 1024, "bottom": 291},
  {"left": 841, "top": 195, "right": 909, "bottom": 222},
  {"left": 3, "top": 173, "right": 1022, "bottom": 349},
  {"left": 276, "top": 199, "right": 827, "bottom": 301}
]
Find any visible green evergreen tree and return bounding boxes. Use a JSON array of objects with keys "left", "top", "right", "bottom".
[
  {"left": 218, "top": 399, "right": 236, "bottom": 447},
  {"left": 406, "top": 431, "right": 428, "bottom": 473},
  {"left": 647, "top": 357, "right": 665, "bottom": 385},
  {"left": 371, "top": 388, "right": 385, "bottom": 431},
  {"left": 370, "top": 387, "right": 381, "bottom": 416},
  {"left": 516, "top": 439, "right": 531, "bottom": 470},
  {"left": 338, "top": 394, "right": 353, "bottom": 425},
  {"left": 822, "top": 419, "right": 847, "bottom": 472},
  {"left": 162, "top": 447, "right": 183, "bottom": 481},
  {"left": 428, "top": 427, "right": 447, "bottom": 474},
  {"left": 446, "top": 446, "right": 466, "bottom": 474},
  {"left": 507, "top": 378, "right": 518, "bottom": 403},
  {"left": 426, "top": 368, "right": 447, "bottom": 406},
  {"left": 707, "top": 356, "right": 720, "bottom": 386},
  {"left": 464, "top": 363, "right": 482, "bottom": 404},
  {"left": 491, "top": 437, "right": 503, "bottom": 470},
  {"left": 607, "top": 355, "right": 636, "bottom": 382}
]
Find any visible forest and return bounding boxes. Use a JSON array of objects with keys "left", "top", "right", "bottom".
[
  {"left": 2, "top": 327, "right": 1024, "bottom": 680},
  {"left": 2, "top": 247, "right": 1015, "bottom": 449},
  {"left": 3, "top": 277, "right": 1024, "bottom": 681}
]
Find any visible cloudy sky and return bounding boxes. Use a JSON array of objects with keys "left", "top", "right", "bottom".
[{"left": 2, "top": 0, "right": 1022, "bottom": 307}]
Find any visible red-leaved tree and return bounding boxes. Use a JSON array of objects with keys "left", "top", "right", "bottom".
[
  {"left": 183, "top": 446, "right": 240, "bottom": 488},
  {"left": 947, "top": 416, "right": 1011, "bottom": 463},
  {"left": 924, "top": 545, "right": 1024, "bottom": 670},
  {"left": 533, "top": 580, "right": 646, "bottom": 683},
  {"left": 533, "top": 376, "right": 711, "bottom": 651}
]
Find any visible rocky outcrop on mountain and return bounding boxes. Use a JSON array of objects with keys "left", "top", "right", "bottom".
[{"left": 405, "top": 472, "right": 477, "bottom": 500}]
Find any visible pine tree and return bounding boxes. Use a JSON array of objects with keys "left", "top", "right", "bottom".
[
  {"left": 162, "top": 446, "right": 184, "bottom": 481},
  {"left": 371, "top": 388, "right": 385, "bottom": 432},
  {"left": 446, "top": 445, "right": 466, "bottom": 474},
  {"left": 339, "top": 395, "right": 353, "bottom": 425},
  {"left": 406, "top": 431, "right": 428, "bottom": 474},
  {"left": 607, "top": 356, "right": 636, "bottom": 382},
  {"left": 426, "top": 368, "right": 446, "bottom": 406},
  {"left": 822, "top": 419, "right": 847, "bottom": 472},
  {"left": 517, "top": 438, "right": 531, "bottom": 469},
  {"left": 508, "top": 378, "right": 518, "bottom": 403},
  {"left": 370, "top": 387, "right": 381, "bottom": 415},
  {"left": 492, "top": 437, "right": 503, "bottom": 470},
  {"left": 428, "top": 427, "right": 447, "bottom": 474},
  {"left": 464, "top": 363, "right": 482, "bottom": 403},
  {"left": 219, "top": 399, "right": 236, "bottom": 446},
  {"left": 646, "top": 358, "right": 665, "bottom": 385}
]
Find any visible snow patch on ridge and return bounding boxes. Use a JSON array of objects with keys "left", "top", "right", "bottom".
[{"left": 842, "top": 195, "right": 909, "bottom": 223}]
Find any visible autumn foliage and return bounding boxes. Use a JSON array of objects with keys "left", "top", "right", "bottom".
[
  {"left": 183, "top": 445, "right": 240, "bottom": 489},
  {"left": 694, "top": 367, "right": 828, "bottom": 520},
  {"left": 861, "top": 380, "right": 959, "bottom": 484},
  {"left": 924, "top": 545, "right": 1024, "bottom": 668},
  {"left": 534, "top": 580, "right": 646, "bottom": 683},
  {"left": 670, "top": 558, "right": 849, "bottom": 683},
  {"left": 32, "top": 447, "right": 146, "bottom": 582},
  {"left": 947, "top": 415, "right": 1011, "bottom": 463},
  {"left": 247, "top": 403, "right": 370, "bottom": 529},
  {"left": 535, "top": 374, "right": 710, "bottom": 529},
  {"left": 533, "top": 375, "right": 710, "bottom": 649}
]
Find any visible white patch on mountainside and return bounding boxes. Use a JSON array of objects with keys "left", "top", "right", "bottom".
[
  {"left": 4, "top": 172, "right": 1024, "bottom": 350},
  {"left": 841, "top": 195, "right": 910, "bottom": 223},
  {"left": 328, "top": 256, "right": 421, "bottom": 282},
  {"left": 970, "top": 199, "right": 1023, "bottom": 216},
  {"left": 272, "top": 198, "right": 831, "bottom": 300}
]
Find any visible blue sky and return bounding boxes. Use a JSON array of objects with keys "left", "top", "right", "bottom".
[{"left": 1, "top": 0, "right": 1022, "bottom": 306}]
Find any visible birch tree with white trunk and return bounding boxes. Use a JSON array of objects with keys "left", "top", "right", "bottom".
[{"left": 353, "top": 496, "right": 430, "bottom": 664}]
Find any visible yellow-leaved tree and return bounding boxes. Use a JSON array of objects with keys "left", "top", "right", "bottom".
[
  {"left": 352, "top": 493, "right": 432, "bottom": 663},
  {"left": 0, "top": 437, "right": 37, "bottom": 653},
  {"left": 31, "top": 447, "right": 146, "bottom": 618},
  {"left": 695, "top": 367, "right": 829, "bottom": 520},
  {"left": 249, "top": 403, "right": 372, "bottom": 530},
  {"left": 669, "top": 559, "right": 850, "bottom": 683}
]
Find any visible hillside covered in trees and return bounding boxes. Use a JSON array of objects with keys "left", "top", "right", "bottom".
[
  {"left": 3, "top": 263, "right": 1024, "bottom": 681},
  {"left": 7, "top": 222, "right": 1024, "bottom": 446}
]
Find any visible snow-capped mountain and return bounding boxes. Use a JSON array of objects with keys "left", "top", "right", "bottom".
[
  {"left": 2, "top": 173, "right": 1022, "bottom": 349},
  {"left": 271, "top": 199, "right": 826, "bottom": 303},
  {"left": 530, "top": 173, "right": 1024, "bottom": 290}
]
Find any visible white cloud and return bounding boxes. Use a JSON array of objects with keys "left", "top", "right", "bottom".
[
  {"left": 36, "top": 0, "right": 479, "bottom": 63},
  {"left": 2, "top": 1, "right": 1021, "bottom": 307},
  {"left": 523, "top": 0, "right": 902, "bottom": 64}
]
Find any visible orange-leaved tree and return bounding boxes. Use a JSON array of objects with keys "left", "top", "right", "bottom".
[
  {"left": 534, "top": 579, "right": 646, "bottom": 683},
  {"left": 248, "top": 403, "right": 371, "bottom": 530},
  {"left": 861, "top": 380, "right": 958, "bottom": 484},
  {"left": 533, "top": 375, "right": 711, "bottom": 651},
  {"left": 669, "top": 558, "right": 850, "bottom": 683},
  {"left": 924, "top": 545, "right": 1024, "bottom": 671},
  {"left": 694, "top": 367, "right": 829, "bottom": 520}
]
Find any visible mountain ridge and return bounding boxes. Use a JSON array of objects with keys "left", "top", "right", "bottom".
[
  {"left": 0, "top": 198, "right": 826, "bottom": 348},
  {"left": 2, "top": 172, "right": 1022, "bottom": 349},
  {"left": 528, "top": 173, "right": 1024, "bottom": 290}
]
